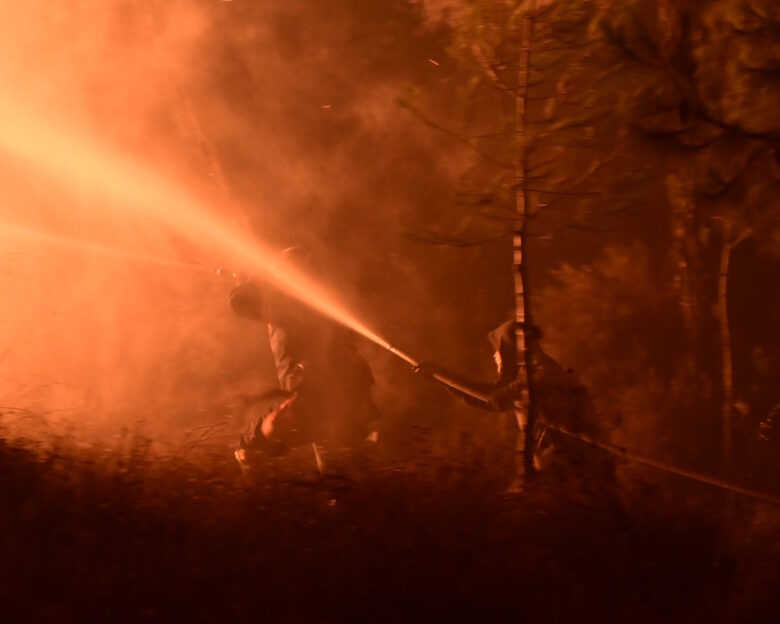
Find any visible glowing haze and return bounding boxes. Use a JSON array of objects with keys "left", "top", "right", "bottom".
[
  {"left": 0, "top": 1, "right": 465, "bottom": 442},
  {"left": 0, "top": 95, "right": 392, "bottom": 347}
]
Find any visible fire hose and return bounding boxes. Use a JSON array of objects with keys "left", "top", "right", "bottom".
[{"left": 386, "top": 343, "right": 780, "bottom": 507}]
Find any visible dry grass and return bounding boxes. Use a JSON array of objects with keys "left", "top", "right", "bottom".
[{"left": 1, "top": 426, "right": 778, "bottom": 623}]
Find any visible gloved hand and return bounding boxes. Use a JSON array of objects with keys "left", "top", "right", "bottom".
[
  {"left": 282, "top": 362, "right": 305, "bottom": 392},
  {"left": 488, "top": 382, "right": 519, "bottom": 411}
]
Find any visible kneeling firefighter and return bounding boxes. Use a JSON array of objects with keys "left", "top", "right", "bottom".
[{"left": 229, "top": 249, "right": 380, "bottom": 469}]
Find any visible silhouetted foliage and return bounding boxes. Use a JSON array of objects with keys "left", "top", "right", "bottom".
[{"left": 600, "top": 0, "right": 780, "bottom": 463}]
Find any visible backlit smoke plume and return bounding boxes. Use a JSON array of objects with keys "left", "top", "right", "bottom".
[{"left": 0, "top": 1, "right": 491, "bottom": 445}]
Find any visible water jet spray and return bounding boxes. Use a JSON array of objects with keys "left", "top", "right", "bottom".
[
  {"left": 0, "top": 97, "right": 490, "bottom": 405},
  {"left": 0, "top": 97, "right": 378, "bottom": 340},
  {"left": 0, "top": 222, "right": 212, "bottom": 274}
]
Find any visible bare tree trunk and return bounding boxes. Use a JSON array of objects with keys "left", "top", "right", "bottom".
[
  {"left": 667, "top": 174, "right": 703, "bottom": 387},
  {"left": 513, "top": 0, "right": 538, "bottom": 479},
  {"left": 718, "top": 222, "right": 733, "bottom": 464}
]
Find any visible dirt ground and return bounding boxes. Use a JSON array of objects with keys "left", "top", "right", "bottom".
[{"left": 1, "top": 425, "right": 779, "bottom": 624}]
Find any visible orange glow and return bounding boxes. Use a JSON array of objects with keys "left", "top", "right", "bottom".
[
  {"left": 0, "top": 2, "right": 417, "bottom": 438},
  {"left": 0, "top": 96, "right": 392, "bottom": 351},
  {"left": 0, "top": 222, "right": 211, "bottom": 274}
]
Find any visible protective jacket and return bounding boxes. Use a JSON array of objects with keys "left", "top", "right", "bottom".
[{"left": 231, "top": 281, "right": 379, "bottom": 452}]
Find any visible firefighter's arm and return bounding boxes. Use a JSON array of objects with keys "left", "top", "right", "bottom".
[{"left": 487, "top": 380, "right": 524, "bottom": 411}]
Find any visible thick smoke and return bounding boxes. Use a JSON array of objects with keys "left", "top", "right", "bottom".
[{"left": 0, "top": 1, "right": 502, "bottom": 450}]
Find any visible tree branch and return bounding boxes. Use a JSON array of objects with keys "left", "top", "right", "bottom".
[{"left": 399, "top": 101, "right": 514, "bottom": 169}]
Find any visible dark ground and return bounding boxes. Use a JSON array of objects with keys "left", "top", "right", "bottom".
[{"left": 1, "top": 429, "right": 779, "bottom": 624}]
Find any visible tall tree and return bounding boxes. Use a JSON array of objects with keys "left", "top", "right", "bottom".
[{"left": 405, "top": 0, "right": 630, "bottom": 477}]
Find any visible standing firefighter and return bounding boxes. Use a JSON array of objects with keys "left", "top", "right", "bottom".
[
  {"left": 415, "top": 320, "right": 595, "bottom": 481},
  {"left": 229, "top": 249, "right": 380, "bottom": 470}
]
